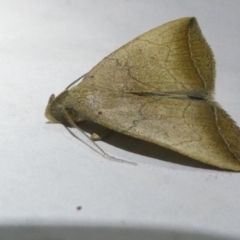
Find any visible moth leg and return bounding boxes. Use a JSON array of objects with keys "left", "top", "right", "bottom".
[
  {"left": 91, "top": 127, "right": 112, "bottom": 141},
  {"left": 75, "top": 119, "right": 86, "bottom": 124},
  {"left": 76, "top": 120, "right": 111, "bottom": 141}
]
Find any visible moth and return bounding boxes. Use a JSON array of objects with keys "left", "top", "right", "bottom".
[{"left": 45, "top": 17, "right": 240, "bottom": 171}]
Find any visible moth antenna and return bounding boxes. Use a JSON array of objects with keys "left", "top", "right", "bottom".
[
  {"left": 65, "top": 74, "right": 87, "bottom": 90},
  {"left": 63, "top": 112, "right": 137, "bottom": 166}
]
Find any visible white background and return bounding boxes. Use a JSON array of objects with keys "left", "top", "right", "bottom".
[{"left": 1, "top": 1, "right": 240, "bottom": 239}]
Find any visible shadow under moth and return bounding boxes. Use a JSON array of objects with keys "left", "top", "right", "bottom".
[{"left": 45, "top": 17, "right": 240, "bottom": 171}]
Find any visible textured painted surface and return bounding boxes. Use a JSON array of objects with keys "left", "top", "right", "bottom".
[{"left": 2, "top": 1, "right": 240, "bottom": 239}]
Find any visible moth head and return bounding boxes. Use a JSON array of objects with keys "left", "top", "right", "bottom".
[
  {"left": 45, "top": 93, "right": 57, "bottom": 123},
  {"left": 45, "top": 91, "right": 78, "bottom": 126}
]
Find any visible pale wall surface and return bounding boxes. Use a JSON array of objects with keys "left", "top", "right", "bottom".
[{"left": 1, "top": 1, "right": 240, "bottom": 239}]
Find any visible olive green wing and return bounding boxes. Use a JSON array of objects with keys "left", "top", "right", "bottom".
[
  {"left": 80, "top": 17, "right": 215, "bottom": 99},
  {"left": 73, "top": 86, "right": 240, "bottom": 171}
]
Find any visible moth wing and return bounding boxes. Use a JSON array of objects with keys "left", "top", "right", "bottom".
[
  {"left": 74, "top": 87, "right": 240, "bottom": 171},
  {"left": 80, "top": 17, "right": 215, "bottom": 99}
]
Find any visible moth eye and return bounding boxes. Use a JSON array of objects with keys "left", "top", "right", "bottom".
[
  {"left": 66, "top": 107, "right": 73, "bottom": 112},
  {"left": 98, "top": 111, "right": 102, "bottom": 115},
  {"left": 66, "top": 107, "right": 75, "bottom": 115}
]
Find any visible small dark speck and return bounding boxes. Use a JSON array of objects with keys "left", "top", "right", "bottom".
[
  {"left": 98, "top": 111, "right": 102, "bottom": 115},
  {"left": 76, "top": 206, "right": 82, "bottom": 211},
  {"left": 89, "top": 75, "right": 94, "bottom": 78}
]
